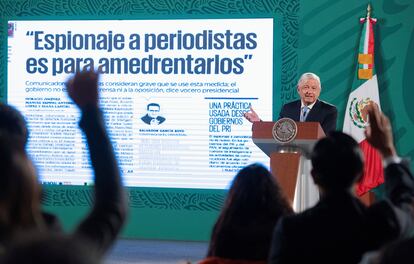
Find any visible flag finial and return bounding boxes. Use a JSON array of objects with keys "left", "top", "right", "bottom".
[{"left": 367, "top": 3, "right": 372, "bottom": 18}]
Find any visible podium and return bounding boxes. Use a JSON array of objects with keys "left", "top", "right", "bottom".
[{"left": 252, "top": 121, "right": 325, "bottom": 204}]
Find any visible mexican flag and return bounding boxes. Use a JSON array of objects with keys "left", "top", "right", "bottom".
[{"left": 342, "top": 9, "right": 383, "bottom": 196}]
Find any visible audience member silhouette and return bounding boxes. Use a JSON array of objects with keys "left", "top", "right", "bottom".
[
  {"left": 268, "top": 104, "right": 414, "bottom": 264},
  {"left": 202, "top": 163, "right": 293, "bottom": 264},
  {"left": 376, "top": 237, "right": 414, "bottom": 264},
  {"left": 359, "top": 231, "right": 414, "bottom": 264},
  {"left": 0, "top": 103, "right": 63, "bottom": 232},
  {"left": 0, "top": 103, "right": 28, "bottom": 146},
  {"left": 0, "top": 69, "right": 127, "bottom": 259},
  {"left": 0, "top": 232, "right": 99, "bottom": 264},
  {"left": 0, "top": 134, "right": 41, "bottom": 245}
]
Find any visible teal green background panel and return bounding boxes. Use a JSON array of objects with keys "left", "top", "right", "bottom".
[
  {"left": 296, "top": 0, "right": 414, "bottom": 167},
  {"left": 42, "top": 186, "right": 226, "bottom": 240},
  {"left": 1, "top": 0, "right": 413, "bottom": 241},
  {"left": 1, "top": 0, "right": 298, "bottom": 241}
]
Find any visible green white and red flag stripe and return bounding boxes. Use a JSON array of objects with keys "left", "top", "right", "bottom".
[{"left": 343, "top": 11, "right": 383, "bottom": 196}]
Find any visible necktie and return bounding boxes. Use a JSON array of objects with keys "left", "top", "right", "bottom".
[{"left": 301, "top": 106, "right": 309, "bottom": 122}]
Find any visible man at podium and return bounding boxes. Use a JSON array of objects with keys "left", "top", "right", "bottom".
[
  {"left": 245, "top": 72, "right": 338, "bottom": 212},
  {"left": 244, "top": 72, "right": 338, "bottom": 134}
]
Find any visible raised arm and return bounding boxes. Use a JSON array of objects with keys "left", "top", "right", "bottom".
[
  {"left": 364, "top": 104, "right": 396, "bottom": 158},
  {"left": 365, "top": 103, "right": 414, "bottom": 238},
  {"left": 67, "top": 70, "right": 127, "bottom": 256}
]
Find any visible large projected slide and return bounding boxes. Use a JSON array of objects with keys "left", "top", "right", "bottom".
[{"left": 7, "top": 18, "right": 273, "bottom": 189}]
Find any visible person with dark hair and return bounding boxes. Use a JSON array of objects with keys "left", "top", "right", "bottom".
[
  {"left": 0, "top": 69, "right": 127, "bottom": 258},
  {"left": 0, "top": 103, "right": 29, "bottom": 145},
  {"left": 0, "top": 134, "right": 41, "bottom": 242},
  {"left": 375, "top": 238, "right": 414, "bottom": 264},
  {"left": 244, "top": 72, "right": 337, "bottom": 134},
  {"left": 1, "top": 233, "right": 99, "bottom": 264},
  {"left": 268, "top": 104, "right": 414, "bottom": 264},
  {"left": 201, "top": 163, "right": 293, "bottom": 264},
  {"left": 359, "top": 236, "right": 414, "bottom": 264},
  {"left": 141, "top": 102, "right": 166, "bottom": 125},
  {"left": 0, "top": 103, "right": 62, "bottom": 232}
]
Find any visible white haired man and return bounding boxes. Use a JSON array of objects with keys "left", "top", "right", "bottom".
[{"left": 244, "top": 72, "right": 337, "bottom": 134}]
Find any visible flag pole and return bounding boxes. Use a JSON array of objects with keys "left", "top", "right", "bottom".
[{"left": 367, "top": 3, "right": 371, "bottom": 18}]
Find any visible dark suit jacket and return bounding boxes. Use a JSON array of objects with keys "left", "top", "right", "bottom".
[
  {"left": 269, "top": 162, "right": 414, "bottom": 264},
  {"left": 278, "top": 99, "right": 337, "bottom": 134},
  {"left": 141, "top": 114, "right": 166, "bottom": 125}
]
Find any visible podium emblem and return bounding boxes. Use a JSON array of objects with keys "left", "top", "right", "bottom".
[{"left": 272, "top": 118, "right": 297, "bottom": 143}]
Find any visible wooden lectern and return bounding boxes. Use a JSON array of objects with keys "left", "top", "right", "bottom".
[{"left": 252, "top": 121, "right": 325, "bottom": 203}]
